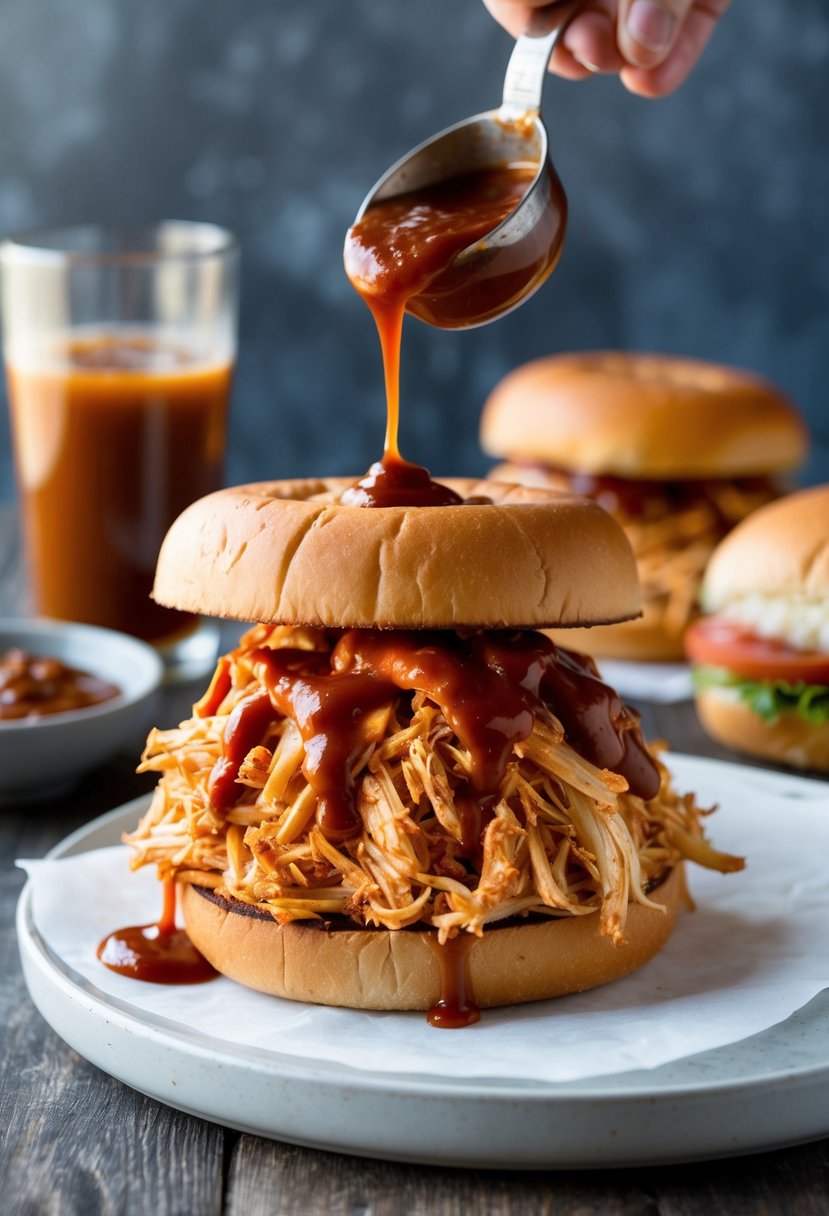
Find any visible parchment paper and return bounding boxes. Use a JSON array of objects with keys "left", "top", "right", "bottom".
[
  {"left": 596, "top": 659, "right": 694, "bottom": 705},
  {"left": 19, "top": 756, "right": 829, "bottom": 1084}
]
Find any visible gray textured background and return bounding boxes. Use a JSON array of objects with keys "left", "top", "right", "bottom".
[{"left": 0, "top": 0, "right": 827, "bottom": 496}]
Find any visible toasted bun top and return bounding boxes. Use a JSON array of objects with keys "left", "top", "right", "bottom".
[
  {"left": 702, "top": 484, "right": 829, "bottom": 610},
  {"left": 480, "top": 351, "right": 807, "bottom": 478},
  {"left": 152, "top": 476, "right": 641, "bottom": 630}
]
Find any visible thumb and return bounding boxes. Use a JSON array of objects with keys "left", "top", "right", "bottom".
[{"left": 618, "top": 0, "right": 694, "bottom": 68}]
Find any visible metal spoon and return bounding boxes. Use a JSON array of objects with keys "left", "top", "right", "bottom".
[{"left": 353, "top": 0, "right": 584, "bottom": 328}]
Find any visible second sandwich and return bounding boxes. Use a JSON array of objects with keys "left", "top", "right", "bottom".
[{"left": 481, "top": 351, "right": 807, "bottom": 660}]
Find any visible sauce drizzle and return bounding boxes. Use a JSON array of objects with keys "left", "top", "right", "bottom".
[
  {"left": 97, "top": 879, "right": 217, "bottom": 985},
  {"left": 207, "top": 631, "right": 660, "bottom": 841},
  {"left": 208, "top": 690, "right": 276, "bottom": 815},
  {"left": 343, "top": 163, "right": 548, "bottom": 508},
  {"left": 428, "top": 934, "right": 481, "bottom": 1029}
]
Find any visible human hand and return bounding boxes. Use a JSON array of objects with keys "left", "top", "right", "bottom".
[{"left": 482, "top": 0, "right": 731, "bottom": 98}]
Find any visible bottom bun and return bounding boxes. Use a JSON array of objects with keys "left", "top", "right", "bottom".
[
  {"left": 696, "top": 688, "right": 829, "bottom": 773},
  {"left": 181, "top": 867, "right": 685, "bottom": 1012},
  {"left": 547, "top": 613, "right": 688, "bottom": 663}
]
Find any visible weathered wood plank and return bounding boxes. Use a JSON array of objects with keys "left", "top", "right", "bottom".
[
  {"left": 1, "top": 506, "right": 827, "bottom": 1216},
  {"left": 636, "top": 1139, "right": 829, "bottom": 1216},
  {"left": 0, "top": 765, "right": 226, "bottom": 1216},
  {"left": 225, "top": 1136, "right": 662, "bottom": 1216},
  {"left": 225, "top": 1133, "right": 829, "bottom": 1216}
]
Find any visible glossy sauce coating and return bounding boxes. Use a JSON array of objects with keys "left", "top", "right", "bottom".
[
  {"left": 0, "top": 647, "right": 119, "bottom": 721},
  {"left": 208, "top": 631, "right": 660, "bottom": 839},
  {"left": 343, "top": 163, "right": 554, "bottom": 507},
  {"left": 339, "top": 457, "right": 463, "bottom": 508},
  {"left": 97, "top": 879, "right": 217, "bottom": 984},
  {"left": 209, "top": 689, "right": 276, "bottom": 815}
]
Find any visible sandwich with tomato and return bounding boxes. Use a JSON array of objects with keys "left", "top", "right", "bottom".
[{"left": 687, "top": 484, "right": 829, "bottom": 771}]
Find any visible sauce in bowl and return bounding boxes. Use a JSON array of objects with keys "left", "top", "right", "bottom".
[{"left": 0, "top": 647, "right": 120, "bottom": 721}]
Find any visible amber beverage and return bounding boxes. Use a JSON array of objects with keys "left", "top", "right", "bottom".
[
  {"left": 1, "top": 223, "right": 238, "bottom": 678},
  {"left": 7, "top": 336, "right": 231, "bottom": 643}
]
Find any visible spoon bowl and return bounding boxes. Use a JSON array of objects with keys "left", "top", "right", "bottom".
[{"left": 353, "top": 0, "right": 582, "bottom": 328}]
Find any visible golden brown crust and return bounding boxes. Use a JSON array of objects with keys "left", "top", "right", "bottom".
[
  {"left": 695, "top": 688, "right": 829, "bottom": 773},
  {"left": 480, "top": 352, "right": 807, "bottom": 478},
  {"left": 702, "top": 484, "right": 829, "bottom": 609},
  {"left": 152, "top": 477, "right": 642, "bottom": 630},
  {"left": 180, "top": 866, "right": 684, "bottom": 1011}
]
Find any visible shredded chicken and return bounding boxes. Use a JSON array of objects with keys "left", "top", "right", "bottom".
[
  {"left": 527, "top": 471, "right": 777, "bottom": 639},
  {"left": 126, "top": 625, "right": 742, "bottom": 944}
]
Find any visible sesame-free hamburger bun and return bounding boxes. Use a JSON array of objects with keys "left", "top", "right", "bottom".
[
  {"left": 152, "top": 476, "right": 642, "bottom": 631},
  {"left": 480, "top": 351, "right": 806, "bottom": 479}
]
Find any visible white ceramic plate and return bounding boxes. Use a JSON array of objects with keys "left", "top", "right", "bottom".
[{"left": 16, "top": 756, "right": 829, "bottom": 1169}]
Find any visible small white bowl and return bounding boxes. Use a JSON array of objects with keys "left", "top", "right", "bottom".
[{"left": 0, "top": 618, "right": 163, "bottom": 801}]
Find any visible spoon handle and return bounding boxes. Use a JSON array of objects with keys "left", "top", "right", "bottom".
[{"left": 501, "top": 0, "right": 585, "bottom": 118}]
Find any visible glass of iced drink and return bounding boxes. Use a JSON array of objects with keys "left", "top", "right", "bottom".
[{"left": 1, "top": 222, "right": 238, "bottom": 681}]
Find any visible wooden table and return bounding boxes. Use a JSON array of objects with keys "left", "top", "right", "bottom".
[{"left": 1, "top": 527, "right": 827, "bottom": 1213}]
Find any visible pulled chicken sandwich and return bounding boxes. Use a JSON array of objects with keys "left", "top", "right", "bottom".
[
  {"left": 481, "top": 351, "right": 807, "bottom": 660},
  {"left": 124, "top": 476, "right": 743, "bottom": 1023}
]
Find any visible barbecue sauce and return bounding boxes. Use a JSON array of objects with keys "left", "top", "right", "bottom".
[
  {"left": 0, "top": 648, "right": 119, "bottom": 720},
  {"left": 206, "top": 632, "right": 660, "bottom": 839},
  {"left": 339, "top": 456, "right": 462, "bottom": 508},
  {"left": 208, "top": 690, "right": 276, "bottom": 815},
  {"left": 517, "top": 463, "right": 780, "bottom": 524},
  {"left": 343, "top": 163, "right": 548, "bottom": 508},
  {"left": 97, "top": 879, "right": 217, "bottom": 984},
  {"left": 427, "top": 933, "right": 481, "bottom": 1029}
]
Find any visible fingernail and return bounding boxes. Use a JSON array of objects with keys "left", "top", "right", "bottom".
[
  {"left": 562, "top": 29, "right": 601, "bottom": 73},
  {"left": 568, "top": 49, "right": 602, "bottom": 72},
  {"left": 626, "top": 0, "right": 677, "bottom": 52}
]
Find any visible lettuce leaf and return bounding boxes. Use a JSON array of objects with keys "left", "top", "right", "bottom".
[{"left": 693, "top": 666, "right": 829, "bottom": 725}]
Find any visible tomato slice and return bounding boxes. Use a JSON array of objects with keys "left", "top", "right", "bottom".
[{"left": 685, "top": 616, "right": 829, "bottom": 683}]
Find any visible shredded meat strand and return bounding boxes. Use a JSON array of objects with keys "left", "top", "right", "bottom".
[{"left": 127, "top": 625, "right": 743, "bottom": 943}]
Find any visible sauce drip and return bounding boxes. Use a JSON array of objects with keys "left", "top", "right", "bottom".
[
  {"left": 208, "top": 631, "right": 660, "bottom": 840},
  {"left": 343, "top": 163, "right": 548, "bottom": 507},
  {"left": 195, "top": 655, "right": 233, "bottom": 719},
  {"left": 97, "top": 879, "right": 217, "bottom": 984},
  {"left": 209, "top": 690, "right": 276, "bottom": 815},
  {"left": 427, "top": 934, "right": 481, "bottom": 1029},
  {"left": 544, "top": 647, "right": 661, "bottom": 805}
]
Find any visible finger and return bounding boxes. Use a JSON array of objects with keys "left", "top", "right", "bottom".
[
  {"left": 618, "top": 0, "right": 695, "bottom": 69},
  {"left": 484, "top": 1, "right": 624, "bottom": 76},
  {"left": 481, "top": 1, "right": 538, "bottom": 40},
  {"left": 560, "top": 4, "right": 626, "bottom": 74},
  {"left": 620, "top": 1, "right": 728, "bottom": 97},
  {"left": 548, "top": 54, "right": 598, "bottom": 82}
]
